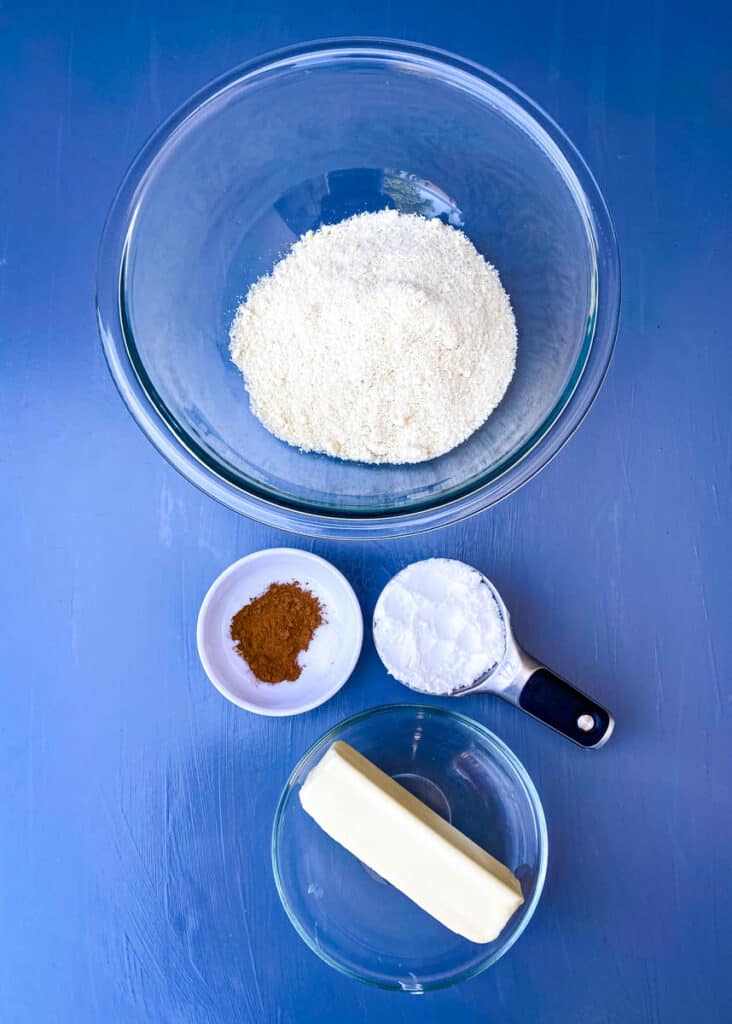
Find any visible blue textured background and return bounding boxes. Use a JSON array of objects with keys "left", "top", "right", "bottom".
[{"left": 2, "top": 2, "right": 731, "bottom": 1021}]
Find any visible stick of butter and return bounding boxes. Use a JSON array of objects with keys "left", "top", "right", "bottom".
[{"left": 299, "top": 740, "right": 524, "bottom": 943}]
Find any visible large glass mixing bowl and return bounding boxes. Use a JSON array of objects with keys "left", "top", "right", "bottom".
[{"left": 97, "top": 39, "right": 620, "bottom": 539}]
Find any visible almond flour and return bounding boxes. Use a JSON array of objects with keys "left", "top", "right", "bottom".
[{"left": 229, "top": 210, "right": 517, "bottom": 464}]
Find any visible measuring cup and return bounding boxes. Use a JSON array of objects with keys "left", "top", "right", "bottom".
[{"left": 374, "top": 562, "right": 614, "bottom": 749}]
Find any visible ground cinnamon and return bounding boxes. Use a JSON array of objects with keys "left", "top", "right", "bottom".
[{"left": 229, "top": 582, "right": 324, "bottom": 683}]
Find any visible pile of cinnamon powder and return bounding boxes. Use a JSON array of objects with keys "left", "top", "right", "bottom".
[{"left": 230, "top": 582, "right": 323, "bottom": 683}]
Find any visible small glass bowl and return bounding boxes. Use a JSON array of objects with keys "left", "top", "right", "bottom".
[
  {"left": 272, "top": 705, "right": 547, "bottom": 991},
  {"left": 96, "top": 39, "right": 620, "bottom": 539}
]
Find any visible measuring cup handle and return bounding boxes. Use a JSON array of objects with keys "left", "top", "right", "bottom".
[{"left": 518, "top": 666, "right": 614, "bottom": 748}]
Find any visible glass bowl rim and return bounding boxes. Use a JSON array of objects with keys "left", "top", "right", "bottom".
[
  {"left": 96, "top": 37, "right": 621, "bottom": 540},
  {"left": 271, "top": 703, "right": 549, "bottom": 992}
]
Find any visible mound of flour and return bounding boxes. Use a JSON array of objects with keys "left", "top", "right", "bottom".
[{"left": 229, "top": 210, "right": 517, "bottom": 464}]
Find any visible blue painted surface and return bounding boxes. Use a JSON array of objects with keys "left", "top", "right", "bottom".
[{"left": 2, "top": 1, "right": 731, "bottom": 1020}]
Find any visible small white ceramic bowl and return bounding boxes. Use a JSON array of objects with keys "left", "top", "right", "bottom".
[{"left": 197, "top": 548, "right": 363, "bottom": 716}]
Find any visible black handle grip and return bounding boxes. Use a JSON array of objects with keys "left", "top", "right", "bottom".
[{"left": 519, "top": 667, "right": 614, "bottom": 748}]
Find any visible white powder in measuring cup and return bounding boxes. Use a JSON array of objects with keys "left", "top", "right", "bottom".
[
  {"left": 229, "top": 210, "right": 517, "bottom": 464},
  {"left": 373, "top": 559, "right": 506, "bottom": 695}
]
